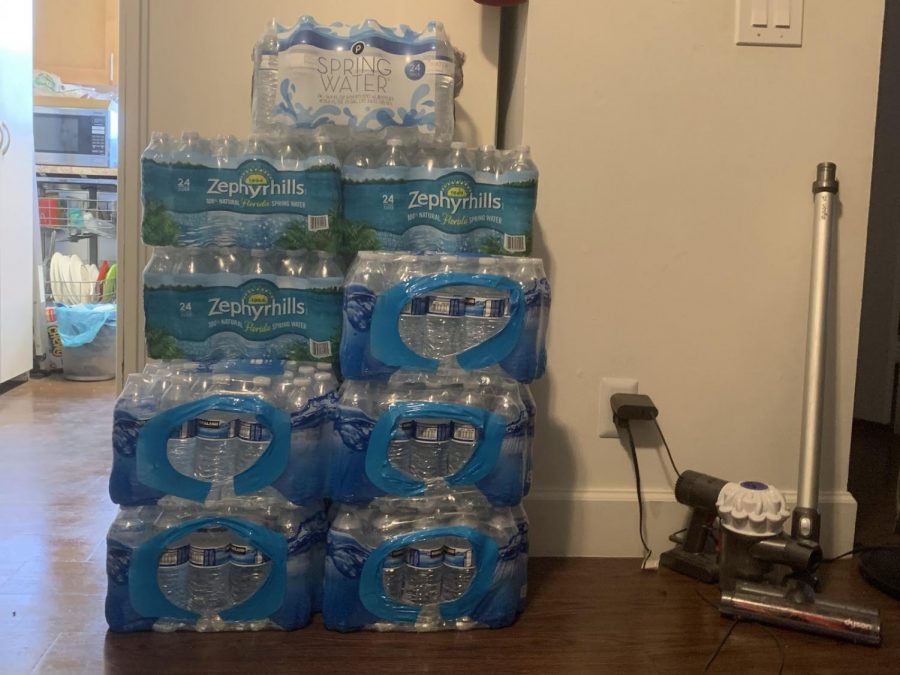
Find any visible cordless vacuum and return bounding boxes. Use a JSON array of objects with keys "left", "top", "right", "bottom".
[{"left": 660, "top": 164, "right": 882, "bottom": 645}]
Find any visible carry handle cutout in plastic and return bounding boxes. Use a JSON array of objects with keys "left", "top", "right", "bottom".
[
  {"left": 366, "top": 402, "right": 507, "bottom": 495},
  {"left": 137, "top": 394, "right": 291, "bottom": 502},
  {"left": 370, "top": 273, "right": 524, "bottom": 371},
  {"left": 129, "top": 516, "right": 287, "bottom": 623},
  {"left": 359, "top": 526, "right": 498, "bottom": 623}
]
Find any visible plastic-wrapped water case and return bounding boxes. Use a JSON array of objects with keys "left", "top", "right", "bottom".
[
  {"left": 110, "top": 360, "right": 336, "bottom": 505},
  {"left": 141, "top": 132, "right": 342, "bottom": 250},
  {"left": 342, "top": 139, "right": 537, "bottom": 256},
  {"left": 106, "top": 497, "right": 326, "bottom": 632},
  {"left": 324, "top": 493, "right": 528, "bottom": 631},
  {"left": 251, "top": 17, "right": 456, "bottom": 141},
  {"left": 143, "top": 247, "right": 343, "bottom": 362},
  {"left": 340, "top": 252, "right": 550, "bottom": 382},
  {"left": 329, "top": 371, "right": 534, "bottom": 506}
]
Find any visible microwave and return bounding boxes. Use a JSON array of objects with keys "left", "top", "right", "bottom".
[{"left": 33, "top": 97, "right": 118, "bottom": 168}]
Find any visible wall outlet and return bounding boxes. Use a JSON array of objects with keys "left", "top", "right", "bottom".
[{"left": 598, "top": 377, "right": 639, "bottom": 438}]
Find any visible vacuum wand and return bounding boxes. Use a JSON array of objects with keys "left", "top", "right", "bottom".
[{"left": 793, "top": 162, "right": 839, "bottom": 543}]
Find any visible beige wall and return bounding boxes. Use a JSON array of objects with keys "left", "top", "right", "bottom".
[
  {"left": 518, "top": 1, "right": 884, "bottom": 555},
  {"left": 146, "top": 0, "right": 500, "bottom": 144}
]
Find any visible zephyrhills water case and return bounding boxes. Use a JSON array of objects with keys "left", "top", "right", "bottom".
[
  {"left": 106, "top": 498, "right": 326, "bottom": 632},
  {"left": 340, "top": 252, "right": 550, "bottom": 382},
  {"left": 329, "top": 372, "right": 534, "bottom": 506},
  {"left": 252, "top": 17, "right": 456, "bottom": 140},
  {"left": 324, "top": 494, "right": 528, "bottom": 631},
  {"left": 143, "top": 248, "right": 343, "bottom": 362},
  {"left": 141, "top": 133, "right": 342, "bottom": 250},
  {"left": 110, "top": 360, "right": 336, "bottom": 506}
]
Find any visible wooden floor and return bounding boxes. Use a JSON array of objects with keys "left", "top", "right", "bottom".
[{"left": 0, "top": 376, "right": 898, "bottom": 673}]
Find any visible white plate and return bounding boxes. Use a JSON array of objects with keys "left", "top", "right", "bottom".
[
  {"left": 85, "top": 264, "right": 99, "bottom": 303},
  {"left": 67, "top": 254, "right": 83, "bottom": 305},
  {"left": 49, "top": 253, "right": 63, "bottom": 304}
]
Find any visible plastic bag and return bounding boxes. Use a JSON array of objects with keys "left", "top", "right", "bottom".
[{"left": 56, "top": 303, "right": 117, "bottom": 348}]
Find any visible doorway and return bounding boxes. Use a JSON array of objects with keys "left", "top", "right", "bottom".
[
  {"left": 30, "top": 0, "right": 120, "bottom": 393},
  {"left": 850, "top": 0, "right": 900, "bottom": 548}
]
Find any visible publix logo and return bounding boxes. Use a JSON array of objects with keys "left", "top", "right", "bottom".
[
  {"left": 408, "top": 178, "right": 501, "bottom": 214},
  {"left": 207, "top": 164, "right": 306, "bottom": 200},
  {"left": 208, "top": 285, "right": 306, "bottom": 321}
]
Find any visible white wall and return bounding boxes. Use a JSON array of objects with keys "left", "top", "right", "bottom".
[
  {"left": 146, "top": 0, "right": 500, "bottom": 144},
  {"left": 517, "top": 1, "right": 884, "bottom": 556}
]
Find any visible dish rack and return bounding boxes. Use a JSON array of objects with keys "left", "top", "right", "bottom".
[
  {"left": 45, "top": 280, "right": 116, "bottom": 307},
  {"left": 38, "top": 196, "right": 117, "bottom": 238}
]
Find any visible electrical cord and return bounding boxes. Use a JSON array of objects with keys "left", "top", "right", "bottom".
[
  {"left": 704, "top": 619, "right": 740, "bottom": 672},
  {"left": 822, "top": 544, "right": 900, "bottom": 563},
  {"left": 653, "top": 418, "right": 681, "bottom": 478},
  {"left": 623, "top": 422, "right": 652, "bottom": 568}
]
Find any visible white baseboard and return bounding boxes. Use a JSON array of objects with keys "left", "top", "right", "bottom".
[{"left": 524, "top": 488, "right": 857, "bottom": 559}]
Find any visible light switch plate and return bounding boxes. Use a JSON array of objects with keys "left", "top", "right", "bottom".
[
  {"left": 598, "top": 377, "right": 639, "bottom": 438},
  {"left": 736, "top": 0, "right": 803, "bottom": 47}
]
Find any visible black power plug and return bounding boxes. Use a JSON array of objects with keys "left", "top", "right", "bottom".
[{"left": 611, "top": 393, "right": 658, "bottom": 426}]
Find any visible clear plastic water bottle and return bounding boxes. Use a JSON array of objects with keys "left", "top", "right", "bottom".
[
  {"left": 213, "top": 248, "right": 243, "bottom": 277},
  {"left": 464, "top": 257, "right": 508, "bottom": 348},
  {"left": 295, "top": 365, "right": 316, "bottom": 380},
  {"left": 174, "top": 247, "right": 215, "bottom": 279},
  {"left": 408, "top": 417, "right": 450, "bottom": 480},
  {"left": 382, "top": 546, "right": 407, "bottom": 601},
  {"left": 174, "top": 131, "right": 211, "bottom": 166},
  {"left": 154, "top": 509, "right": 191, "bottom": 608},
  {"left": 229, "top": 539, "right": 270, "bottom": 606},
  {"left": 234, "top": 376, "right": 272, "bottom": 473},
  {"left": 308, "top": 134, "right": 339, "bottom": 168},
  {"left": 397, "top": 257, "right": 428, "bottom": 356},
  {"left": 160, "top": 373, "right": 197, "bottom": 477},
  {"left": 245, "top": 248, "right": 276, "bottom": 277},
  {"left": 447, "top": 418, "right": 477, "bottom": 476},
  {"left": 445, "top": 141, "right": 474, "bottom": 175},
  {"left": 425, "top": 293, "right": 464, "bottom": 359},
  {"left": 194, "top": 374, "right": 236, "bottom": 485},
  {"left": 275, "top": 138, "right": 303, "bottom": 171},
  {"left": 441, "top": 538, "right": 475, "bottom": 601},
  {"left": 275, "top": 249, "right": 307, "bottom": 280},
  {"left": 272, "top": 373, "right": 295, "bottom": 406},
  {"left": 403, "top": 539, "right": 443, "bottom": 605},
  {"left": 308, "top": 251, "right": 343, "bottom": 279},
  {"left": 312, "top": 371, "right": 334, "bottom": 398},
  {"left": 475, "top": 144, "right": 499, "bottom": 180},
  {"left": 388, "top": 419, "right": 413, "bottom": 475},
  {"left": 143, "top": 132, "right": 172, "bottom": 164},
  {"left": 343, "top": 144, "right": 373, "bottom": 171},
  {"left": 143, "top": 247, "right": 177, "bottom": 277},
  {"left": 214, "top": 135, "right": 241, "bottom": 169},
  {"left": 188, "top": 525, "right": 232, "bottom": 614},
  {"left": 503, "top": 145, "right": 539, "bottom": 181},
  {"left": 377, "top": 138, "right": 410, "bottom": 178},
  {"left": 429, "top": 20, "right": 456, "bottom": 143},
  {"left": 252, "top": 19, "right": 280, "bottom": 133}
]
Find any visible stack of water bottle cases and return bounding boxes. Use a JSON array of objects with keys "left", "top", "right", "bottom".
[{"left": 106, "top": 16, "right": 549, "bottom": 633}]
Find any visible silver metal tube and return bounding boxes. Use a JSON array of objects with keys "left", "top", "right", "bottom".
[{"left": 797, "top": 163, "right": 838, "bottom": 513}]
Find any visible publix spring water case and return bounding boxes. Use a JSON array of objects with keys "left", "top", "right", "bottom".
[
  {"left": 252, "top": 17, "right": 456, "bottom": 141},
  {"left": 110, "top": 360, "right": 336, "bottom": 506},
  {"left": 324, "top": 493, "right": 528, "bottom": 631},
  {"left": 340, "top": 252, "right": 550, "bottom": 382},
  {"left": 143, "top": 247, "right": 343, "bottom": 362},
  {"left": 342, "top": 139, "right": 538, "bottom": 256},
  {"left": 141, "top": 132, "right": 341, "bottom": 250},
  {"left": 329, "top": 372, "right": 534, "bottom": 506},
  {"left": 106, "top": 497, "right": 326, "bottom": 632}
]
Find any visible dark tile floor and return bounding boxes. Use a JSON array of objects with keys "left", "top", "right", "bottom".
[{"left": 1, "top": 376, "right": 898, "bottom": 673}]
